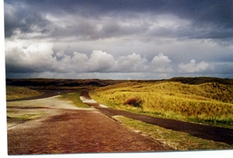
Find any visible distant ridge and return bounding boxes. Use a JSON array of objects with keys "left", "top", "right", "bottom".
[
  {"left": 6, "top": 77, "right": 233, "bottom": 88},
  {"left": 5, "top": 78, "right": 126, "bottom": 88},
  {"left": 168, "top": 77, "right": 233, "bottom": 85}
]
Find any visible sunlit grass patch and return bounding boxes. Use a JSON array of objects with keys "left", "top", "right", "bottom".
[
  {"left": 114, "top": 116, "right": 232, "bottom": 150},
  {"left": 58, "top": 92, "right": 89, "bottom": 108},
  {"left": 90, "top": 81, "right": 233, "bottom": 128}
]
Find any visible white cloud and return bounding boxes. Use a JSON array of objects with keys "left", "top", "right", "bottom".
[
  {"left": 44, "top": 49, "right": 115, "bottom": 73},
  {"left": 5, "top": 42, "right": 57, "bottom": 72},
  {"left": 86, "top": 50, "right": 115, "bottom": 72},
  {"left": 178, "top": 59, "right": 214, "bottom": 73},
  {"left": 151, "top": 53, "right": 173, "bottom": 72},
  {"left": 72, "top": 52, "right": 88, "bottom": 63},
  {"left": 4, "top": 40, "right": 230, "bottom": 79},
  {"left": 56, "top": 50, "right": 64, "bottom": 57},
  {"left": 113, "top": 53, "right": 147, "bottom": 72},
  {"left": 5, "top": 41, "right": 115, "bottom": 73}
]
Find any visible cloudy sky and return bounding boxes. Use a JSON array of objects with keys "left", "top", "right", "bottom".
[{"left": 4, "top": 0, "right": 233, "bottom": 79}]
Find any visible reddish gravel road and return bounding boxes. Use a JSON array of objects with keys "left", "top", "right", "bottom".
[
  {"left": 7, "top": 96, "right": 171, "bottom": 155},
  {"left": 8, "top": 89, "right": 233, "bottom": 155}
]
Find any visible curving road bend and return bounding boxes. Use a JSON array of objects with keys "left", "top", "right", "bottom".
[{"left": 7, "top": 92, "right": 171, "bottom": 155}]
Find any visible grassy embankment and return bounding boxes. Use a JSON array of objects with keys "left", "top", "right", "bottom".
[
  {"left": 90, "top": 81, "right": 233, "bottom": 128},
  {"left": 114, "top": 116, "right": 232, "bottom": 150},
  {"left": 6, "top": 86, "right": 43, "bottom": 101}
]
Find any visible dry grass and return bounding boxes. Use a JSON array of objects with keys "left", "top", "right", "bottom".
[{"left": 90, "top": 81, "right": 233, "bottom": 128}]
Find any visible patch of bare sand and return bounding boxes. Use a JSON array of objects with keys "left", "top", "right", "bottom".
[
  {"left": 7, "top": 96, "right": 94, "bottom": 129},
  {"left": 7, "top": 95, "right": 89, "bottom": 110}
]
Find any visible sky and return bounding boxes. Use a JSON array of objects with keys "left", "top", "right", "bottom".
[{"left": 4, "top": 0, "right": 233, "bottom": 79}]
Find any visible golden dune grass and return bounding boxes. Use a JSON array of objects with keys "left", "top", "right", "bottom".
[{"left": 90, "top": 81, "right": 233, "bottom": 128}]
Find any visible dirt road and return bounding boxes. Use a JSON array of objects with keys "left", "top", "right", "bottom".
[
  {"left": 80, "top": 91, "right": 233, "bottom": 145},
  {"left": 7, "top": 95, "right": 171, "bottom": 155}
]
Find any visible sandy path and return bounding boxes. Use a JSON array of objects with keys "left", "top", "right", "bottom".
[
  {"left": 7, "top": 96, "right": 84, "bottom": 129},
  {"left": 7, "top": 95, "right": 170, "bottom": 155},
  {"left": 7, "top": 95, "right": 81, "bottom": 110}
]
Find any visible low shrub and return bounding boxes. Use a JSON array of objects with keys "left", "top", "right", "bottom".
[{"left": 123, "top": 97, "right": 142, "bottom": 108}]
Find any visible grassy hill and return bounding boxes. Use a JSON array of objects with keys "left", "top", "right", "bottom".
[
  {"left": 6, "top": 86, "right": 43, "bottom": 100},
  {"left": 90, "top": 78, "right": 233, "bottom": 128}
]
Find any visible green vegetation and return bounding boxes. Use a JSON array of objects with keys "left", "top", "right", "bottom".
[
  {"left": 58, "top": 92, "right": 89, "bottom": 108},
  {"left": 115, "top": 116, "right": 232, "bottom": 150},
  {"left": 6, "top": 86, "right": 43, "bottom": 100},
  {"left": 90, "top": 81, "right": 233, "bottom": 128}
]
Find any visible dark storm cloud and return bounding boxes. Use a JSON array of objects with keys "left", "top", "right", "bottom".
[
  {"left": 4, "top": 0, "right": 233, "bottom": 41},
  {"left": 4, "top": 1, "right": 52, "bottom": 38},
  {"left": 23, "top": 0, "right": 232, "bottom": 23},
  {"left": 4, "top": 0, "right": 233, "bottom": 79}
]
